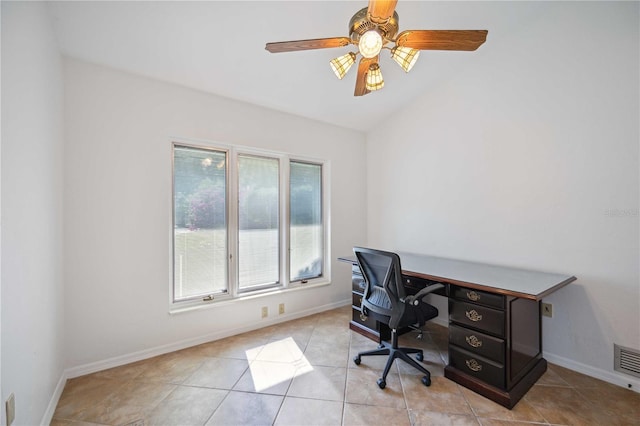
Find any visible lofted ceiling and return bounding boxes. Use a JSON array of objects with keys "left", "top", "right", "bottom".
[{"left": 47, "top": 1, "right": 542, "bottom": 132}]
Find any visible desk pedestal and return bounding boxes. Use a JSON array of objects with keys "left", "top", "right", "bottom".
[{"left": 445, "top": 358, "right": 547, "bottom": 409}]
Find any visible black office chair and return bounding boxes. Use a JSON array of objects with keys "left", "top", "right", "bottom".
[{"left": 352, "top": 247, "right": 443, "bottom": 389}]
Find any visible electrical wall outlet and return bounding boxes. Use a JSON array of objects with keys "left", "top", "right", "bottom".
[
  {"left": 261, "top": 306, "right": 268, "bottom": 318},
  {"left": 279, "top": 303, "right": 285, "bottom": 315},
  {"left": 542, "top": 302, "right": 553, "bottom": 318},
  {"left": 6, "top": 393, "right": 15, "bottom": 426}
]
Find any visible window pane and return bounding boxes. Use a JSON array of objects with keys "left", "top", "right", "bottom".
[
  {"left": 238, "top": 155, "right": 279, "bottom": 289},
  {"left": 290, "top": 162, "right": 323, "bottom": 281},
  {"left": 173, "top": 146, "right": 227, "bottom": 300}
]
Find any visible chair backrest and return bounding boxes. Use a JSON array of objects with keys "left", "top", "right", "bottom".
[{"left": 354, "top": 247, "right": 407, "bottom": 329}]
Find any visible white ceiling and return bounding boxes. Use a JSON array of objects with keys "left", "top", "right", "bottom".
[{"left": 47, "top": 1, "right": 543, "bottom": 132}]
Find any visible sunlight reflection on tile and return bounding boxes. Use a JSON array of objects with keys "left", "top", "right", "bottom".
[
  {"left": 246, "top": 337, "right": 313, "bottom": 392},
  {"left": 256, "top": 336, "right": 305, "bottom": 363},
  {"left": 244, "top": 344, "right": 263, "bottom": 360}
]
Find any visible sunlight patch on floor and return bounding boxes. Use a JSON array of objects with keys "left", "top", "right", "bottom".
[{"left": 245, "top": 337, "right": 313, "bottom": 392}]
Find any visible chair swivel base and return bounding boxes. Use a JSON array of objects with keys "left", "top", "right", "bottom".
[{"left": 353, "top": 331, "right": 431, "bottom": 389}]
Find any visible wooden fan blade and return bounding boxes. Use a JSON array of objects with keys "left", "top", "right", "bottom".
[
  {"left": 354, "top": 57, "right": 377, "bottom": 97},
  {"left": 396, "top": 30, "right": 488, "bottom": 51},
  {"left": 265, "top": 37, "right": 351, "bottom": 53},
  {"left": 367, "top": 0, "right": 398, "bottom": 24}
]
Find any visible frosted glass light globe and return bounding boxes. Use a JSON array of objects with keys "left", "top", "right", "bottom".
[{"left": 358, "top": 30, "right": 383, "bottom": 58}]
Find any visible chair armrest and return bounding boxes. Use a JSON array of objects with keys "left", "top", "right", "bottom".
[{"left": 404, "top": 283, "right": 445, "bottom": 306}]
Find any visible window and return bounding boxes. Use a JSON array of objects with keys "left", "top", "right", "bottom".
[
  {"left": 238, "top": 155, "right": 280, "bottom": 291},
  {"left": 173, "top": 146, "right": 228, "bottom": 301},
  {"left": 290, "top": 161, "right": 323, "bottom": 282},
  {"left": 172, "top": 142, "right": 327, "bottom": 305}
]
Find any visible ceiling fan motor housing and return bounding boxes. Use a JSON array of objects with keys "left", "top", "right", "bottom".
[{"left": 349, "top": 7, "right": 399, "bottom": 45}]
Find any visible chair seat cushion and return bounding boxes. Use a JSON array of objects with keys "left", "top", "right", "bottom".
[
  {"left": 364, "top": 299, "right": 438, "bottom": 329},
  {"left": 400, "top": 302, "right": 438, "bottom": 328}
]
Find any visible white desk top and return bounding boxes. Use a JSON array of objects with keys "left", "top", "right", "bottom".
[{"left": 340, "top": 252, "right": 575, "bottom": 300}]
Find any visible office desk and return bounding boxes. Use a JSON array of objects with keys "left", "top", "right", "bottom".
[{"left": 338, "top": 252, "right": 576, "bottom": 409}]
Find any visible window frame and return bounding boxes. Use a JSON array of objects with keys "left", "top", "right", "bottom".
[
  {"left": 236, "top": 152, "right": 282, "bottom": 294},
  {"left": 171, "top": 144, "right": 230, "bottom": 303},
  {"left": 170, "top": 139, "right": 331, "bottom": 311},
  {"left": 288, "top": 159, "right": 324, "bottom": 284}
]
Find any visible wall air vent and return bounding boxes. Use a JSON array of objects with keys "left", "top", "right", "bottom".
[{"left": 614, "top": 344, "right": 640, "bottom": 378}]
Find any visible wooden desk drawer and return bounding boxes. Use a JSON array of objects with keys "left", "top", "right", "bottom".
[
  {"left": 352, "top": 274, "right": 365, "bottom": 292},
  {"left": 450, "top": 300, "right": 505, "bottom": 337},
  {"left": 352, "top": 307, "right": 377, "bottom": 330},
  {"left": 451, "top": 286, "right": 505, "bottom": 310},
  {"left": 352, "top": 292, "right": 364, "bottom": 308},
  {"left": 449, "top": 346, "right": 505, "bottom": 389},
  {"left": 404, "top": 276, "right": 446, "bottom": 297},
  {"left": 449, "top": 324, "right": 505, "bottom": 363}
]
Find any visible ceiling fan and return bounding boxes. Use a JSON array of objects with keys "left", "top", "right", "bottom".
[{"left": 265, "top": 0, "right": 488, "bottom": 97}]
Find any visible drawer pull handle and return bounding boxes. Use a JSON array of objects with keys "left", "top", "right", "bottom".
[
  {"left": 360, "top": 312, "right": 368, "bottom": 322},
  {"left": 465, "top": 358, "right": 483, "bottom": 372},
  {"left": 465, "top": 335, "right": 483, "bottom": 348},
  {"left": 465, "top": 310, "right": 483, "bottom": 322},
  {"left": 466, "top": 291, "right": 481, "bottom": 301}
]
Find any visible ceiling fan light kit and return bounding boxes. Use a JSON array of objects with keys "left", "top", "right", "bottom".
[
  {"left": 265, "top": 0, "right": 488, "bottom": 97},
  {"left": 391, "top": 46, "right": 420, "bottom": 73},
  {"left": 365, "top": 63, "right": 384, "bottom": 91},
  {"left": 358, "top": 30, "right": 384, "bottom": 58},
  {"left": 330, "top": 52, "right": 357, "bottom": 79}
]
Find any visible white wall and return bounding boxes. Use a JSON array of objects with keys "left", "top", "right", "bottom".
[
  {"left": 63, "top": 59, "right": 366, "bottom": 369},
  {"left": 1, "top": 2, "right": 66, "bottom": 424},
  {"left": 366, "top": 1, "right": 639, "bottom": 386}
]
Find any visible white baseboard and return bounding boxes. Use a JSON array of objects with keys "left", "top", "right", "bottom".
[
  {"left": 65, "top": 299, "right": 350, "bottom": 379},
  {"left": 544, "top": 351, "right": 640, "bottom": 393},
  {"left": 41, "top": 372, "right": 68, "bottom": 425}
]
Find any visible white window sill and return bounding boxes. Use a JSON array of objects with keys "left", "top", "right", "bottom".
[{"left": 168, "top": 279, "right": 331, "bottom": 315}]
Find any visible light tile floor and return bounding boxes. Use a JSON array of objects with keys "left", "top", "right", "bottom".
[{"left": 52, "top": 306, "right": 640, "bottom": 425}]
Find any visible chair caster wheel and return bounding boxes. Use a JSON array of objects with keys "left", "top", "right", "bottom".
[
  {"left": 422, "top": 375, "right": 431, "bottom": 387},
  {"left": 416, "top": 352, "right": 424, "bottom": 362},
  {"left": 353, "top": 356, "right": 361, "bottom": 365},
  {"left": 377, "top": 378, "right": 386, "bottom": 389}
]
